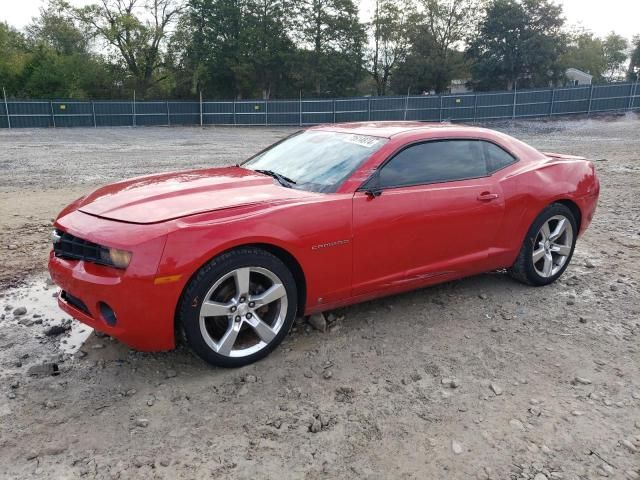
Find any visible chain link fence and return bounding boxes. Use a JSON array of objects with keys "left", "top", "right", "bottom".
[{"left": 1, "top": 82, "right": 639, "bottom": 129}]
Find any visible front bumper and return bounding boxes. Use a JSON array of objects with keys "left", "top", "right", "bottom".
[
  {"left": 49, "top": 252, "right": 177, "bottom": 351},
  {"left": 47, "top": 210, "right": 180, "bottom": 352}
]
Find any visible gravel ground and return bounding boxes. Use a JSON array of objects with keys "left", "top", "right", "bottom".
[{"left": 0, "top": 116, "right": 639, "bottom": 480}]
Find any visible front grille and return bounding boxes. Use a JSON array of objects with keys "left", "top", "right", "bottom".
[
  {"left": 53, "top": 229, "right": 114, "bottom": 267},
  {"left": 60, "top": 290, "right": 91, "bottom": 317}
]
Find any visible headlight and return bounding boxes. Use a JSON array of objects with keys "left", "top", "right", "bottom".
[{"left": 100, "top": 248, "right": 133, "bottom": 269}]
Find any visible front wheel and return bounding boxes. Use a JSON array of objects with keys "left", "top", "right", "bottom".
[
  {"left": 509, "top": 203, "right": 577, "bottom": 286},
  {"left": 178, "top": 248, "right": 297, "bottom": 367}
]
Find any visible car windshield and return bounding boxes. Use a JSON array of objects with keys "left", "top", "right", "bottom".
[{"left": 243, "top": 130, "right": 387, "bottom": 193}]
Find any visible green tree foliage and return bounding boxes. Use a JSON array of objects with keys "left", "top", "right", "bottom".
[
  {"left": 0, "top": 23, "right": 29, "bottom": 95},
  {"left": 296, "top": 0, "right": 365, "bottom": 96},
  {"left": 601, "top": 32, "right": 628, "bottom": 82},
  {"left": 561, "top": 29, "right": 607, "bottom": 82},
  {"left": 59, "top": 0, "right": 184, "bottom": 97},
  {"left": 628, "top": 36, "right": 640, "bottom": 82},
  {"left": 366, "top": 0, "right": 412, "bottom": 96},
  {"left": 466, "top": 0, "right": 567, "bottom": 91}
]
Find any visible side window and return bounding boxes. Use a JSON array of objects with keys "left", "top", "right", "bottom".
[
  {"left": 483, "top": 142, "right": 517, "bottom": 173},
  {"left": 378, "top": 140, "right": 486, "bottom": 188}
]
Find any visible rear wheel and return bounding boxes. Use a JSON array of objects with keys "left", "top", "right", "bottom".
[
  {"left": 178, "top": 248, "right": 297, "bottom": 367},
  {"left": 509, "top": 203, "right": 577, "bottom": 286}
]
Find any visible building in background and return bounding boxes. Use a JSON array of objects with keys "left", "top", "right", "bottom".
[{"left": 565, "top": 68, "right": 593, "bottom": 86}]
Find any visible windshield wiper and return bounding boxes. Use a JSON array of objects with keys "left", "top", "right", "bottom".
[{"left": 255, "top": 169, "right": 297, "bottom": 188}]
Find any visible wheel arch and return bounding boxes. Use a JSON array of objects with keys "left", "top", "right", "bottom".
[
  {"left": 552, "top": 198, "right": 582, "bottom": 233},
  {"left": 173, "top": 242, "right": 307, "bottom": 339}
]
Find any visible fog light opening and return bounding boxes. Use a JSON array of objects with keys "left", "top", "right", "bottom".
[{"left": 99, "top": 302, "right": 117, "bottom": 326}]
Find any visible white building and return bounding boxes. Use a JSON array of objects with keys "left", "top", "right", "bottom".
[{"left": 565, "top": 68, "right": 593, "bottom": 86}]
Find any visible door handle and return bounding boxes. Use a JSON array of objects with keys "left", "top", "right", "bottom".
[{"left": 477, "top": 192, "right": 499, "bottom": 201}]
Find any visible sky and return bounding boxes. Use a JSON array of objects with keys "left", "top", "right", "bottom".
[{"left": 0, "top": 0, "right": 638, "bottom": 41}]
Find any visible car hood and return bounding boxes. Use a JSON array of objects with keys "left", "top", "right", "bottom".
[{"left": 77, "top": 166, "right": 313, "bottom": 224}]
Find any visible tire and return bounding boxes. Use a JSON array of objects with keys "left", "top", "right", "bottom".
[
  {"left": 509, "top": 203, "right": 578, "bottom": 286},
  {"left": 178, "top": 247, "right": 298, "bottom": 367}
]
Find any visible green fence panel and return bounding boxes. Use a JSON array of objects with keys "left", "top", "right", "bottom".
[{"left": 1, "top": 82, "right": 638, "bottom": 128}]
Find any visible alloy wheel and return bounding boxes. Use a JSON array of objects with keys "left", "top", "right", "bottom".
[
  {"left": 532, "top": 214, "right": 574, "bottom": 278},
  {"left": 198, "top": 267, "right": 288, "bottom": 358}
]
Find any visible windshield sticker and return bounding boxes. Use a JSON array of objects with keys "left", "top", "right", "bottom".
[{"left": 343, "top": 134, "right": 381, "bottom": 148}]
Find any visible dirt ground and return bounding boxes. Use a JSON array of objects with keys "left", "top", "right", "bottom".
[{"left": 0, "top": 117, "right": 639, "bottom": 480}]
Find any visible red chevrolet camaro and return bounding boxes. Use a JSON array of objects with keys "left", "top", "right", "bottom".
[{"left": 49, "top": 122, "right": 599, "bottom": 367}]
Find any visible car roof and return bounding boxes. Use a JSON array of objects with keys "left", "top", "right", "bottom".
[{"left": 310, "top": 121, "right": 484, "bottom": 139}]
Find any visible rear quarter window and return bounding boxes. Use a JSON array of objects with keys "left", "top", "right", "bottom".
[{"left": 483, "top": 142, "right": 517, "bottom": 173}]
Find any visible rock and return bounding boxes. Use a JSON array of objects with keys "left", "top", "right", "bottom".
[
  {"left": 579, "top": 316, "right": 588, "bottom": 324},
  {"left": 27, "top": 362, "right": 60, "bottom": 377},
  {"left": 8, "top": 244, "right": 18, "bottom": 250},
  {"left": 335, "top": 386, "right": 355, "bottom": 403},
  {"left": 44, "top": 400, "right": 56, "bottom": 409},
  {"left": 610, "top": 285, "right": 618, "bottom": 292},
  {"left": 621, "top": 439, "right": 638, "bottom": 453},
  {"left": 26, "top": 446, "right": 66, "bottom": 460},
  {"left": 159, "top": 459, "right": 171, "bottom": 467},
  {"left": 573, "top": 376, "right": 592, "bottom": 385},
  {"left": 13, "top": 307, "right": 27, "bottom": 316},
  {"left": 44, "top": 325, "right": 68, "bottom": 336},
  {"left": 308, "top": 313, "right": 327, "bottom": 333},
  {"left": 165, "top": 369, "right": 177, "bottom": 379},
  {"left": 534, "top": 474, "right": 548, "bottom": 480},
  {"left": 509, "top": 418, "right": 525, "bottom": 430},
  {"left": 490, "top": 383, "right": 503, "bottom": 396},
  {"left": 585, "top": 260, "right": 596, "bottom": 268},
  {"left": 135, "top": 418, "right": 150, "bottom": 428},
  {"left": 304, "top": 370, "right": 313, "bottom": 378},
  {"left": 323, "top": 370, "right": 333, "bottom": 380},
  {"left": 441, "top": 378, "right": 459, "bottom": 389},
  {"left": 125, "top": 389, "right": 136, "bottom": 396},
  {"left": 571, "top": 410, "right": 585, "bottom": 416},
  {"left": 147, "top": 398, "right": 155, "bottom": 407},
  {"left": 243, "top": 374, "right": 257, "bottom": 383},
  {"left": 451, "top": 440, "right": 463, "bottom": 454},
  {"left": 478, "top": 294, "right": 488, "bottom": 300},
  {"left": 309, "top": 418, "right": 321, "bottom": 433}
]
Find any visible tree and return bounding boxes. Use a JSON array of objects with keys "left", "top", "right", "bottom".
[
  {"left": 560, "top": 29, "right": 607, "bottom": 82},
  {"left": 419, "top": 0, "right": 480, "bottom": 93},
  {"left": 366, "top": 0, "right": 412, "bottom": 96},
  {"left": 628, "top": 35, "right": 640, "bottom": 82},
  {"left": 297, "top": 0, "right": 365, "bottom": 96},
  {"left": 0, "top": 22, "right": 29, "bottom": 95},
  {"left": 59, "top": 0, "right": 185, "bottom": 97},
  {"left": 602, "top": 32, "right": 628, "bottom": 82},
  {"left": 466, "top": 0, "right": 568, "bottom": 91}
]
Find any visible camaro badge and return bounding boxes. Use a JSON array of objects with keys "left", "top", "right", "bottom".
[{"left": 311, "top": 239, "right": 350, "bottom": 250}]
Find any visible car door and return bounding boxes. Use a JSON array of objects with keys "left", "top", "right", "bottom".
[{"left": 352, "top": 139, "right": 506, "bottom": 297}]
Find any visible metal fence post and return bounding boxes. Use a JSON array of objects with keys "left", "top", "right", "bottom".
[
  {"left": 50, "top": 101, "right": 56, "bottom": 128},
  {"left": 233, "top": 99, "right": 237, "bottom": 126},
  {"left": 265, "top": 98, "right": 268, "bottom": 126},
  {"left": 299, "top": 91, "right": 302, "bottom": 126},
  {"left": 200, "top": 91, "right": 203, "bottom": 126},
  {"left": 403, "top": 94, "right": 409, "bottom": 121},
  {"left": 628, "top": 82, "right": 636, "bottom": 111},
  {"left": 588, "top": 84, "right": 594, "bottom": 115},
  {"left": 3, "top": 87, "right": 11, "bottom": 129},
  {"left": 132, "top": 90, "right": 136, "bottom": 127},
  {"left": 549, "top": 88, "right": 555, "bottom": 116},
  {"left": 473, "top": 93, "right": 478, "bottom": 124},
  {"left": 439, "top": 95, "right": 443, "bottom": 122},
  {"left": 167, "top": 101, "right": 170, "bottom": 126},
  {"left": 512, "top": 84, "right": 517, "bottom": 120},
  {"left": 91, "top": 100, "right": 97, "bottom": 128},
  {"left": 368, "top": 97, "right": 371, "bottom": 121}
]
